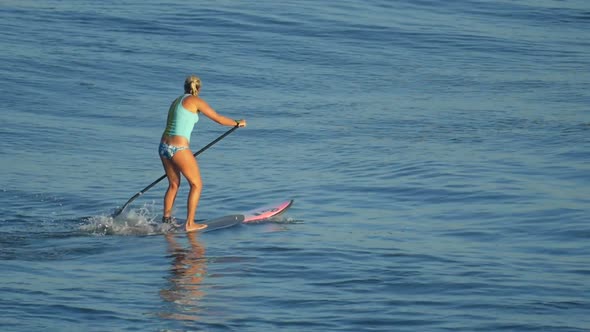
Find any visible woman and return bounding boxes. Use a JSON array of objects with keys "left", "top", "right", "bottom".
[{"left": 159, "top": 75, "right": 246, "bottom": 232}]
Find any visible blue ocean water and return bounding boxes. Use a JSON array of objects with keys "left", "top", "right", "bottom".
[{"left": 1, "top": 0, "right": 589, "bottom": 331}]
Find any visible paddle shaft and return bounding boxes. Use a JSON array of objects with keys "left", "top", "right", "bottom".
[{"left": 112, "top": 125, "right": 239, "bottom": 217}]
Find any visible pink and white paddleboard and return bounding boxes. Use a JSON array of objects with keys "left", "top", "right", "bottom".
[{"left": 243, "top": 199, "right": 294, "bottom": 223}]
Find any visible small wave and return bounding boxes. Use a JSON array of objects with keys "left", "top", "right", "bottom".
[
  {"left": 269, "top": 215, "right": 304, "bottom": 224},
  {"left": 79, "top": 202, "right": 174, "bottom": 236},
  {"left": 246, "top": 213, "right": 303, "bottom": 224}
]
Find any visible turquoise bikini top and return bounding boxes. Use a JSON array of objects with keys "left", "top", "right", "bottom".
[{"left": 163, "top": 94, "right": 199, "bottom": 142}]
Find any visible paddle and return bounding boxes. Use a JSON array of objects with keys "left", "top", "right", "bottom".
[{"left": 112, "top": 124, "right": 240, "bottom": 218}]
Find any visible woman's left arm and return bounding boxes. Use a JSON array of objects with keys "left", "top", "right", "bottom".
[{"left": 196, "top": 98, "right": 246, "bottom": 127}]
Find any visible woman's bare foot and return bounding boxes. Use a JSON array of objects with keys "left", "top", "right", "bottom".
[{"left": 185, "top": 222, "right": 207, "bottom": 232}]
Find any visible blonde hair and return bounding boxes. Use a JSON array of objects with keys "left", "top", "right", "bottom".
[{"left": 184, "top": 75, "right": 201, "bottom": 96}]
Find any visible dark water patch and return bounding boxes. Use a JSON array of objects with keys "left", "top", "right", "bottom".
[{"left": 0, "top": 235, "right": 109, "bottom": 262}]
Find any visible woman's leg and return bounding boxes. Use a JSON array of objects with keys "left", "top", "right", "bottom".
[
  {"left": 170, "top": 149, "right": 206, "bottom": 231},
  {"left": 161, "top": 156, "right": 181, "bottom": 219}
]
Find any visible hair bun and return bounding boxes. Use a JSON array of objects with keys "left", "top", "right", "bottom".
[{"left": 184, "top": 75, "right": 202, "bottom": 96}]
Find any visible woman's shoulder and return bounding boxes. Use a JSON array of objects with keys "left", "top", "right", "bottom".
[
  {"left": 181, "top": 94, "right": 204, "bottom": 112},
  {"left": 183, "top": 94, "right": 203, "bottom": 101},
  {"left": 185, "top": 94, "right": 208, "bottom": 105}
]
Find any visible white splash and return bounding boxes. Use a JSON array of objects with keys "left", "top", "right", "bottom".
[{"left": 79, "top": 201, "right": 176, "bottom": 236}]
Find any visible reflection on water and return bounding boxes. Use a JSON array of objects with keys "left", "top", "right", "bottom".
[{"left": 159, "top": 232, "right": 207, "bottom": 321}]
